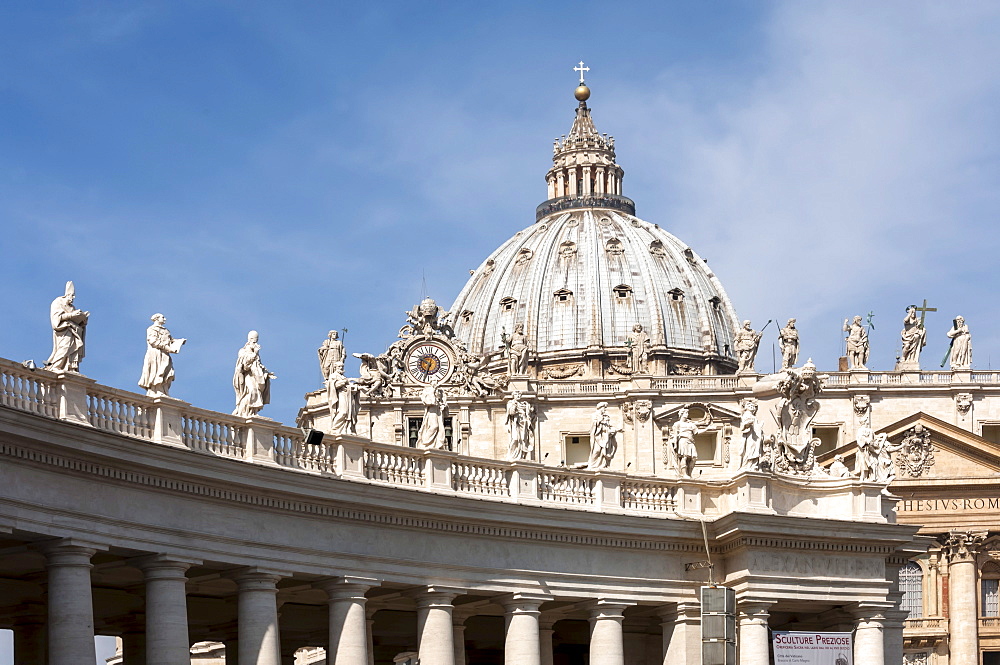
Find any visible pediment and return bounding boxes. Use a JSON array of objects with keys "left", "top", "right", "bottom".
[
  {"left": 652, "top": 401, "right": 742, "bottom": 424},
  {"left": 819, "top": 411, "right": 1000, "bottom": 480}
]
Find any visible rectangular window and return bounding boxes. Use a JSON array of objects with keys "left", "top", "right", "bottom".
[
  {"left": 694, "top": 431, "right": 718, "bottom": 465},
  {"left": 982, "top": 424, "right": 1000, "bottom": 445},
  {"left": 406, "top": 417, "right": 453, "bottom": 451},
  {"left": 812, "top": 426, "right": 840, "bottom": 457},
  {"left": 983, "top": 579, "right": 999, "bottom": 617},
  {"left": 564, "top": 434, "right": 591, "bottom": 467}
]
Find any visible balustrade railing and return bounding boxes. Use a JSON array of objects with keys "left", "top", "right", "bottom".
[
  {"left": 87, "top": 388, "right": 154, "bottom": 439},
  {"left": 0, "top": 362, "right": 58, "bottom": 418},
  {"left": 452, "top": 460, "right": 509, "bottom": 496},
  {"left": 538, "top": 472, "right": 595, "bottom": 504},
  {"left": 364, "top": 448, "right": 424, "bottom": 486},
  {"left": 182, "top": 412, "right": 245, "bottom": 458},
  {"left": 904, "top": 617, "right": 947, "bottom": 631},
  {"left": 621, "top": 480, "right": 676, "bottom": 512}
]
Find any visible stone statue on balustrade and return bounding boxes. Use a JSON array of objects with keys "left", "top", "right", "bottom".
[
  {"left": 318, "top": 330, "right": 345, "bottom": 381},
  {"left": 946, "top": 316, "right": 972, "bottom": 370},
  {"left": 458, "top": 349, "right": 503, "bottom": 398},
  {"left": 828, "top": 454, "right": 850, "bottom": 478},
  {"left": 897, "top": 306, "right": 926, "bottom": 370},
  {"left": 503, "top": 323, "right": 531, "bottom": 376},
  {"left": 778, "top": 318, "right": 799, "bottom": 370},
  {"left": 754, "top": 359, "right": 826, "bottom": 476},
  {"left": 353, "top": 352, "right": 392, "bottom": 399},
  {"left": 734, "top": 320, "right": 764, "bottom": 374},
  {"left": 44, "top": 281, "right": 89, "bottom": 373},
  {"left": 505, "top": 390, "right": 536, "bottom": 461},
  {"left": 399, "top": 297, "right": 454, "bottom": 340},
  {"left": 416, "top": 381, "right": 449, "bottom": 449},
  {"left": 625, "top": 324, "right": 651, "bottom": 374},
  {"left": 233, "top": 331, "right": 276, "bottom": 418},
  {"left": 739, "top": 398, "right": 763, "bottom": 471},
  {"left": 667, "top": 405, "right": 711, "bottom": 477},
  {"left": 138, "top": 314, "right": 186, "bottom": 397},
  {"left": 842, "top": 316, "right": 870, "bottom": 370},
  {"left": 586, "top": 402, "right": 622, "bottom": 470},
  {"left": 327, "top": 362, "right": 360, "bottom": 436},
  {"left": 856, "top": 413, "right": 902, "bottom": 485}
]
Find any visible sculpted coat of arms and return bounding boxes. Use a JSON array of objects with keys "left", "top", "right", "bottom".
[{"left": 894, "top": 424, "right": 935, "bottom": 478}]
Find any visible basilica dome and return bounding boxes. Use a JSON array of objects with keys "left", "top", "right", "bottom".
[{"left": 450, "top": 84, "right": 740, "bottom": 375}]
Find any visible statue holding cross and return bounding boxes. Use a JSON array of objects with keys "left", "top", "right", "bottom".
[{"left": 897, "top": 300, "right": 934, "bottom": 370}]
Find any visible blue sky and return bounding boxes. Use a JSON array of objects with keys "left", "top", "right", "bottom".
[{"left": 2, "top": 1, "right": 1000, "bottom": 656}]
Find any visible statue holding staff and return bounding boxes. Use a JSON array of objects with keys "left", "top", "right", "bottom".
[{"left": 44, "top": 281, "right": 89, "bottom": 372}]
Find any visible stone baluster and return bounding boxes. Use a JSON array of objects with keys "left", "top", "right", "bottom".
[
  {"left": 851, "top": 604, "right": 887, "bottom": 665},
  {"left": 499, "top": 593, "right": 549, "bottom": 665},
  {"left": 319, "top": 576, "right": 378, "bottom": 665},
  {"left": 40, "top": 540, "right": 100, "bottom": 665},
  {"left": 587, "top": 600, "right": 631, "bottom": 665},
  {"left": 135, "top": 555, "right": 199, "bottom": 665},
  {"left": 414, "top": 586, "right": 463, "bottom": 665},
  {"left": 737, "top": 602, "right": 771, "bottom": 665},
  {"left": 234, "top": 570, "right": 284, "bottom": 665},
  {"left": 944, "top": 531, "right": 985, "bottom": 665},
  {"left": 661, "top": 602, "right": 701, "bottom": 663}
]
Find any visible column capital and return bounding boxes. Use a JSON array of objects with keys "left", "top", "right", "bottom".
[
  {"left": 37, "top": 538, "right": 105, "bottom": 565},
  {"left": 738, "top": 601, "right": 772, "bottom": 624},
  {"left": 849, "top": 602, "right": 893, "bottom": 622},
  {"left": 942, "top": 530, "right": 987, "bottom": 563},
  {"left": 317, "top": 575, "right": 380, "bottom": 599},
  {"left": 131, "top": 553, "right": 201, "bottom": 578},
  {"left": 228, "top": 567, "right": 286, "bottom": 591},
  {"left": 657, "top": 601, "right": 701, "bottom": 622},
  {"left": 583, "top": 598, "right": 634, "bottom": 620},
  {"left": 495, "top": 591, "right": 551, "bottom": 614},
  {"left": 408, "top": 584, "right": 465, "bottom": 607}
]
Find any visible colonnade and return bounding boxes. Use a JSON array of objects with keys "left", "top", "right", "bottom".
[{"left": 16, "top": 539, "right": 896, "bottom": 665}]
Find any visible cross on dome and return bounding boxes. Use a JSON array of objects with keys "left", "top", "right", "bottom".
[{"left": 574, "top": 61, "right": 590, "bottom": 84}]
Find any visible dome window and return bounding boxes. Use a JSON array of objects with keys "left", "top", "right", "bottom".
[
  {"left": 460, "top": 310, "right": 474, "bottom": 322},
  {"left": 709, "top": 296, "right": 722, "bottom": 311},
  {"left": 668, "top": 288, "right": 685, "bottom": 302},
  {"left": 482, "top": 259, "right": 496, "bottom": 276},
  {"left": 514, "top": 248, "right": 534, "bottom": 266},
  {"left": 683, "top": 248, "right": 697, "bottom": 265},
  {"left": 499, "top": 297, "right": 517, "bottom": 312},
  {"left": 558, "top": 241, "right": 577, "bottom": 259},
  {"left": 554, "top": 288, "right": 573, "bottom": 302},
  {"left": 649, "top": 240, "right": 666, "bottom": 257},
  {"left": 606, "top": 238, "right": 624, "bottom": 256},
  {"left": 613, "top": 284, "right": 632, "bottom": 299}
]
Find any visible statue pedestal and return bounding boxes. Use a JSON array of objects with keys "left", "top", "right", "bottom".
[{"left": 849, "top": 368, "right": 870, "bottom": 384}]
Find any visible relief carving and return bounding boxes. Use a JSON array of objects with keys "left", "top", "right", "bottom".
[
  {"left": 894, "top": 424, "right": 936, "bottom": 478},
  {"left": 541, "top": 363, "right": 584, "bottom": 380},
  {"left": 956, "top": 392, "right": 973, "bottom": 416}
]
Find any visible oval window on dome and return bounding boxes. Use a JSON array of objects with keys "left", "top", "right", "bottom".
[
  {"left": 649, "top": 240, "right": 666, "bottom": 257},
  {"left": 499, "top": 297, "right": 517, "bottom": 312},
  {"left": 558, "top": 241, "right": 577, "bottom": 259},
  {"left": 606, "top": 238, "right": 624, "bottom": 256},
  {"left": 709, "top": 296, "right": 722, "bottom": 311},
  {"left": 613, "top": 284, "right": 632, "bottom": 299},
  {"left": 514, "top": 248, "right": 534, "bottom": 266}
]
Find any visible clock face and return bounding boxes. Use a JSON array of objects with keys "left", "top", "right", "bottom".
[{"left": 406, "top": 342, "right": 453, "bottom": 384}]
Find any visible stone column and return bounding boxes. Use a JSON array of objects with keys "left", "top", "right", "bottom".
[
  {"left": 737, "top": 602, "right": 771, "bottom": 665},
  {"left": 452, "top": 621, "right": 467, "bottom": 665},
  {"left": 41, "top": 540, "right": 99, "bottom": 665},
  {"left": 945, "top": 532, "right": 984, "bottom": 665},
  {"left": 367, "top": 611, "right": 376, "bottom": 665},
  {"left": 661, "top": 602, "right": 700, "bottom": 663},
  {"left": 122, "top": 630, "right": 147, "bottom": 665},
  {"left": 852, "top": 605, "right": 886, "bottom": 665},
  {"left": 13, "top": 612, "right": 47, "bottom": 665},
  {"left": 587, "top": 601, "right": 630, "bottom": 665},
  {"left": 319, "top": 576, "right": 378, "bottom": 665},
  {"left": 539, "top": 616, "right": 557, "bottom": 665},
  {"left": 135, "top": 555, "right": 197, "bottom": 665},
  {"left": 414, "top": 587, "right": 462, "bottom": 665},
  {"left": 235, "top": 570, "right": 283, "bottom": 665},
  {"left": 499, "top": 594, "right": 547, "bottom": 665}
]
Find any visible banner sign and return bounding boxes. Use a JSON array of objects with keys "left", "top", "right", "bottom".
[{"left": 772, "top": 632, "right": 852, "bottom": 665}]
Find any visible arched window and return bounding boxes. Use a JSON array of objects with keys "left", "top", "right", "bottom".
[
  {"left": 899, "top": 561, "right": 923, "bottom": 618},
  {"left": 982, "top": 561, "right": 1000, "bottom": 617},
  {"left": 668, "top": 288, "right": 685, "bottom": 302}
]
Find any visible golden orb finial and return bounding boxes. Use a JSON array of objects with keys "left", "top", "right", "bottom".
[{"left": 575, "top": 84, "right": 591, "bottom": 102}]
